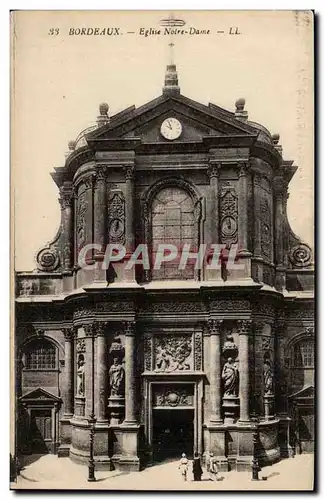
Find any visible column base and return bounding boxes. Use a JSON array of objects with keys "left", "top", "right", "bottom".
[
  {"left": 236, "top": 456, "right": 253, "bottom": 471},
  {"left": 57, "top": 444, "right": 71, "bottom": 458},
  {"left": 59, "top": 414, "right": 73, "bottom": 455},
  {"left": 207, "top": 424, "right": 228, "bottom": 472},
  {"left": 110, "top": 423, "right": 140, "bottom": 472}
]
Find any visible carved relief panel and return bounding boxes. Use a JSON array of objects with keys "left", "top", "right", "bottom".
[
  {"left": 76, "top": 188, "right": 87, "bottom": 252},
  {"left": 153, "top": 334, "right": 193, "bottom": 372},
  {"left": 153, "top": 384, "right": 194, "bottom": 408},
  {"left": 260, "top": 195, "right": 272, "bottom": 261},
  {"left": 220, "top": 185, "right": 238, "bottom": 247},
  {"left": 108, "top": 190, "right": 125, "bottom": 245}
]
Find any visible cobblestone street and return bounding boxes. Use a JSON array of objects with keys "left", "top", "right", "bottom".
[{"left": 11, "top": 454, "right": 314, "bottom": 491}]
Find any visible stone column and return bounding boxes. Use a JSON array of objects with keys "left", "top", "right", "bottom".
[
  {"left": 274, "top": 182, "right": 285, "bottom": 266},
  {"left": 84, "top": 324, "right": 95, "bottom": 418},
  {"left": 59, "top": 189, "right": 74, "bottom": 272},
  {"left": 62, "top": 327, "right": 74, "bottom": 417},
  {"left": 238, "top": 320, "right": 251, "bottom": 422},
  {"left": 124, "top": 166, "right": 135, "bottom": 255},
  {"left": 208, "top": 319, "right": 223, "bottom": 423},
  {"left": 253, "top": 173, "right": 262, "bottom": 258},
  {"left": 238, "top": 162, "right": 249, "bottom": 254},
  {"left": 124, "top": 321, "right": 137, "bottom": 424},
  {"left": 273, "top": 179, "right": 287, "bottom": 290},
  {"left": 94, "top": 322, "right": 108, "bottom": 422},
  {"left": 93, "top": 167, "right": 107, "bottom": 257},
  {"left": 207, "top": 162, "right": 220, "bottom": 245}
]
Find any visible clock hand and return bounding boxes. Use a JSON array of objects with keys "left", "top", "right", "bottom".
[{"left": 166, "top": 120, "right": 172, "bottom": 130}]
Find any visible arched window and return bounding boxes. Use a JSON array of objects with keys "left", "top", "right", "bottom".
[
  {"left": 24, "top": 339, "right": 56, "bottom": 370},
  {"left": 151, "top": 187, "right": 196, "bottom": 280},
  {"left": 291, "top": 339, "right": 314, "bottom": 368}
]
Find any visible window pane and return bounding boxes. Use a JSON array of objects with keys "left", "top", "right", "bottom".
[
  {"left": 25, "top": 340, "right": 56, "bottom": 369},
  {"left": 151, "top": 187, "right": 196, "bottom": 281},
  {"left": 292, "top": 340, "right": 314, "bottom": 368}
]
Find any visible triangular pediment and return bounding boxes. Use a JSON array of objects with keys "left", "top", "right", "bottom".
[
  {"left": 20, "top": 387, "right": 61, "bottom": 402},
  {"left": 289, "top": 385, "right": 314, "bottom": 400},
  {"left": 87, "top": 93, "right": 259, "bottom": 144}
]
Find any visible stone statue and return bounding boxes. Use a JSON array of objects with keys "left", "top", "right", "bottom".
[
  {"left": 77, "top": 355, "right": 85, "bottom": 396},
  {"left": 222, "top": 357, "right": 239, "bottom": 396},
  {"left": 109, "top": 357, "right": 125, "bottom": 397},
  {"left": 264, "top": 358, "right": 273, "bottom": 395}
]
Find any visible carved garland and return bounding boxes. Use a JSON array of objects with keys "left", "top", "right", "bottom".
[
  {"left": 76, "top": 190, "right": 87, "bottom": 251},
  {"left": 194, "top": 331, "right": 203, "bottom": 371},
  {"left": 260, "top": 197, "right": 272, "bottom": 260}
]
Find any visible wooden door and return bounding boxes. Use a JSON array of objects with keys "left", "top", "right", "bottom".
[{"left": 30, "top": 409, "right": 52, "bottom": 453}]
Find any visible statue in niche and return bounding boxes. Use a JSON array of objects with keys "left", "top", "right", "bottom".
[
  {"left": 109, "top": 357, "right": 125, "bottom": 397},
  {"left": 222, "top": 357, "right": 239, "bottom": 397},
  {"left": 263, "top": 357, "right": 274, "bottom": 395},
  {"left": 76, "top": 354, "right": 85, "bottom": 396}
]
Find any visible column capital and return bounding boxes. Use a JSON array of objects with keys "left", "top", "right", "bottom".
[
  {"left": 253, "top": 172, "right": 262, "bottom": 187},
  {"left": 124, "top": 165, "right": 135, "bottom": 181},
  {"left": 253, "top": 321, "right": 264, "bottom": 336},
  {"left": 94, "top": 166, "right": 107, "bottom": 184},
  {"left": 124, "top": 320, "right": 136, "bottom": 336},
  {"left": 59, "top": 190, "right": 74, "bottom": 209},
  {"left": 275, "top": 319, "right": 286, "bottom": 335},
  {"left": 62, "top": 327, "right": 75, "bottom": 341},
  {"left": 207, "top": 162, "right": 221, "bottom": 180},
  {"left": 84, "top": 174, "right": 96, "bottom": 190},
  {"left": 84, "top": 324, "right": 94, "bottom": 337},
  {"left": 207, "top": 318, "right": 223, "bottom": 335},
  {"left": 237, "top": 319, "right": 252, "bottom": 334},
  {"left": 93, "top": 321, "right": 108, "bottom": 337},
  {"left": 238, "top": 161, "right": 248, "bottom": 177}
]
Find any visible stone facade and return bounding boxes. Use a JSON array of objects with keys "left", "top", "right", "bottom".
[{"left": 15, "top": 64, "right": 314, "bottom": 472}]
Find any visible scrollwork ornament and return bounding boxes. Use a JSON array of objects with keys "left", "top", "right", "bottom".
[
  {"left": 36, "top": 247, "right": 60, "bottom": 272},
  {"left": 289, "top": 243, "right": 312, "bottom": 268}
]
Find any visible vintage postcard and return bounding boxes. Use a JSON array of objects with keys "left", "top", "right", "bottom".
[{"left": 11, "top": 10, "right": 314, "bottom": 491}]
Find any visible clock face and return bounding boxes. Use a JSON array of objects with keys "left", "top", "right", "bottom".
[{"left": 160, "top": 117, "right": 182, "bottom": 140}]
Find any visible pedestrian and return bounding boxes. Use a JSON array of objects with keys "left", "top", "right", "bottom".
[
  {"left": 208, "top": 452, "right": 218, "bottom": 481},
  {"left": 192, "top": 452, "right": 203, "bottom": 481},
  {"left": 178, "top": 453, "right": 189, "bottom": 481}
]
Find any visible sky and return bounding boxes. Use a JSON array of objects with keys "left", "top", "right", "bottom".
[{"left": 12, "top": 10, "right": 314, "bottom": 271}]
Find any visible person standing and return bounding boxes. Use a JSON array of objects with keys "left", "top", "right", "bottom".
[
  {"left": 178, "top": 453, "right": 189, "bottom": 481},
  {"left": 192, "top": 452, "right": 203, "bottom": 481},
  {"left": 208, "top": 452, "right": 218, "bottom": 481}
]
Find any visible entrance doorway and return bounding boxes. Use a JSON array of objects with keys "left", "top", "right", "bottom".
[
  {"left": 153, "top": 409, "right": 194, "bottom": 462},
  {"left": 29, "top": 409, "right": 52, "bottom": 454}
]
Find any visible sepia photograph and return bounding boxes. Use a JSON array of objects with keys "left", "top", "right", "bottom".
[{"left": 10, "top": 10, "right": 314, "bottom": 490}]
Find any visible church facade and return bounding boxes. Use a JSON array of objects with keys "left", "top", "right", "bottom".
[{"left": 15, "top": 64, "right": 314, "bottom": 472}]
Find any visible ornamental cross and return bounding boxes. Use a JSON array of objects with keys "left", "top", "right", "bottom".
[{"left": 169, "top": 42, "right": 175, "bottom": 65}]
